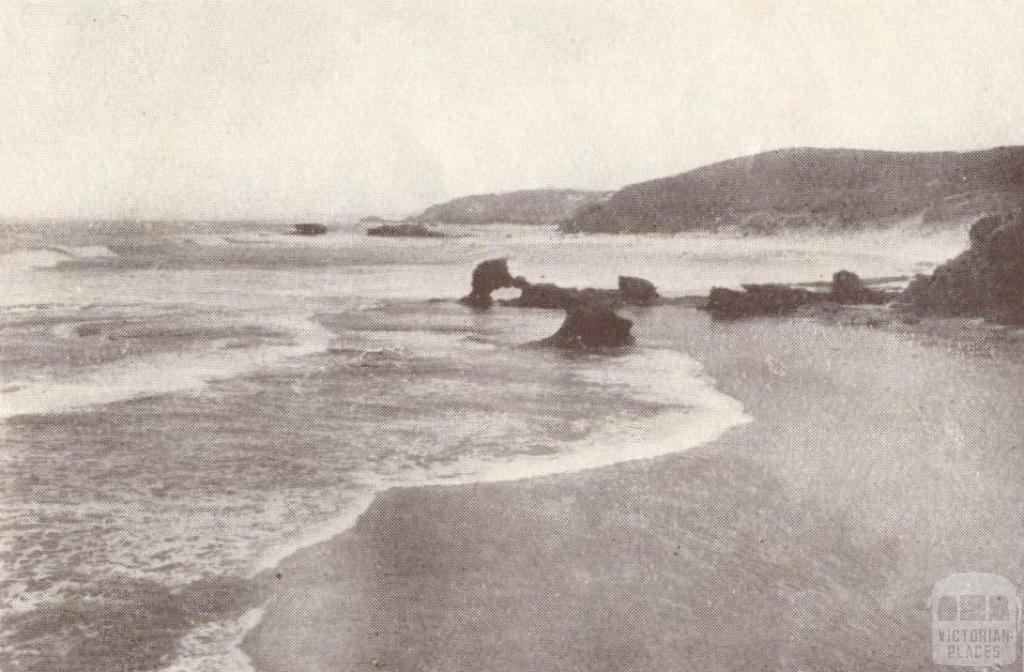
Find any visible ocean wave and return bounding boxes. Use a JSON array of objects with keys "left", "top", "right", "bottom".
[
  {"left": 218, "top": 345, "right": 750, "bottom": 672},
  {"left": 248, "top": 347, "right": 750, "bottom": 573},
  {"left": 159, "top": 606, "right": 266, "bottom": 672},
  {"left": 0, "top": 245, "right": 116, "bottom": 273},
  {"left": 0, "top": 315, "right": 332, "bottom": 421}
]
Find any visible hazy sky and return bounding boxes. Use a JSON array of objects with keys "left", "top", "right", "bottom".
[{"left": 1, "top": 1, "right": 1022, "bottom": 220}]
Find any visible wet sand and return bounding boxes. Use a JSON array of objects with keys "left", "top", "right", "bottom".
[{"left": 244, "top": 306, "right": 1024, "bottom": 672}]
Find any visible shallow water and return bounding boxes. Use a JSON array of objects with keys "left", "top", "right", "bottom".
[{"left": 0, "top": 220, "right": 967, "bottom": 670}]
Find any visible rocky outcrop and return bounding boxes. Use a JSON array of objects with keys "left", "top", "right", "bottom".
[
  {"left": 367, "top": 223, "right": 447, "bottom": 238},
  {"left": 900, "top": 212, "right": 1024, "bottom": 324},
  {"left": 293, "top": 223, "right": 328, "bottom": 236},
  {"left": 705, "top": 271, "right": 893, "bottom": 319},
  {"left": 460, "top": 259, "right": 661, "bottom": 310},
  {"left": 459, "top": 259, "right": 530, "bottom": 308},
  {"left": 507, "top": 284, "right": 621, "bottom": 310},
  {"left": 706, "top": 285, "right": 824, "bottom": 319},
  {"left": 460, "top": 258, "right": 638, "bottom": 348},
  {"left": 618, "top": 276, "right": 660, "bottom": 305},
  {"left": 535, "top": 305, "right": 635, "bottom": 349},
  {"left": 829, "top": 270, "right": 889, "bottom": 304}
]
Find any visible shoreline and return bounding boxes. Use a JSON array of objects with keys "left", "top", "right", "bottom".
[{"left": 241, "top": 305, "right": 1024, "bottom": 672}]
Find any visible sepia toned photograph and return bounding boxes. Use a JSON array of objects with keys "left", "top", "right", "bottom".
[{"left": 1, "top": 2, "right": 1023, "bottom": 671}]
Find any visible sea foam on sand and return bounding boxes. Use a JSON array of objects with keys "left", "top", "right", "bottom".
[{"left": 188, "top": 347, "right": 752, "bottom": 672}]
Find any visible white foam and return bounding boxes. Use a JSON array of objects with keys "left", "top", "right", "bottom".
[
  {"left": 0, "top": 246, "right": 118, "bottom": 307},
  {"left": 247, "top": 348, "right": 750, "bottom": 573},
  {"left": 0, "top": 316, "right": 332, "bottom": 421},
  {"left": 159, "top": 606, "right": 266, "bottom": 672},
  {"left": 226, "top": 346, "right": 750, "bottom": 672}
]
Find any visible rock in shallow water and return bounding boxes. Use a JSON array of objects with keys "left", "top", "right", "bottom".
[
  {"left": 459, "top": 259, "right": 529, "bottom": 308},
  {"left": 535, "top": 305, "right": 635, "bottom": 349},
  {"left": 706, "top": 284, "right": 824, "bottom": 319},
  {"left": 618, "top": 276, "right": 660, "bottom": 305},
  {"left": 366, "top": 223, "right": 447, "bottom": 238},
  {"left": 705, "top": 270, "right": 892, "bottom": 319},
  {"left": 293, "top": 223, "right": 328, "bottom": 236},
  {"left": 460, "top": 258, "right": 659, "bottom": 310}
]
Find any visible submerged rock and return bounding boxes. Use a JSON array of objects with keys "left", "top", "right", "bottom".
[
  {"left": 901, "top": 211, "right": 1024, "bottom": 324},
  {"left": 293, "top": 223, "right": 328, "bottom": 236},
  {"left": 536, "top": 305, "right": 635, "bottom": 349},
  {"left": 367, "top": 223, "right": 447, "bottom": 238}
]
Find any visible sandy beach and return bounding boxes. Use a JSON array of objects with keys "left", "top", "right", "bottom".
[{"left": 242, "top": 306, "right": 1024, "bottom": 672}]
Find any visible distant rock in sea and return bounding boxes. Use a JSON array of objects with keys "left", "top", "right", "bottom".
[
  {"left": 358, "top": 215, "right": 401, "bottom": 224},
  {"left": 901, "top": 211, "right": 1024, "bottom": 324},
  {"left": 366, "top": 223, "right": 447, "bottom": 238},
  {"left": 705, "top": 270, "right": 892, "bottom": 319},
  {"left": 410, "top": 189, "right": 611, "bottom": 225},
  {"left": 293, "top": 223, "right": 328, "bottom": 236},
  {"left": 561, "top": 146, "right": 1024, "bottom": 234}
]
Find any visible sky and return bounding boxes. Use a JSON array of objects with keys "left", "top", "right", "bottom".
[{"left": 1, "top": 1, "right": 1022, "bottom": 220}]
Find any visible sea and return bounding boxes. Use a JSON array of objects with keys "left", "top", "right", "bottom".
[{"left": 0, "top": 219, "right": 968, "bottom": 671}]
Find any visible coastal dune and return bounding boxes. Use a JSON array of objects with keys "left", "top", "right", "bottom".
[{"left": 244, "top": 307, "right": 1024, "bottom": 672}]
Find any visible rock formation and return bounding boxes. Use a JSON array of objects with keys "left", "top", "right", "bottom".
[
  {"left": 618, "top": 276, "right": 660, "bottom": 305},
  {"left": 460, "top": 259, "right": 661, "bottom": 310},
  {"left": 705, "top": 270, "right": 892, "bottom": 319},
  {"left": 460, "top": 258, "right": 638, "bottom": 348},
  {"left": 367, "top": 223, "right": 447, "bottom": 238},
  {"left": 508, "top": 284, "right": 620, "bottom": 310},
  {"left": 900, "top": 211, "right": 1024, "bottom": 324},
  {"left": 829, "top": 270, "right": 889, "bottom": 305},
  {"left": 706, "top": 284, "right": 824, "bottom": 319},
  {"left": 459, "top": 259, "right": 530, "bottom": 308},
  {"left": 293, "top": 223, "right": 328, "bottom": 236},
  {"left": 536, "top": 304, "right": 635, "bottom": 349}
]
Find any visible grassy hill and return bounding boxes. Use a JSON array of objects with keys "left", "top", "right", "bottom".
[
  {"left": 561, "top": 147, "right": 1024, "bottom": 234},
  {"left": 410, "top": 189, "right": 610, "bottom": 225}
]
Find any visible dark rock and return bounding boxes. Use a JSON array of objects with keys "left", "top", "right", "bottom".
[
  {"left": 900, "top": 211, "right": 1024, "bottom": 324},
  {"left": 830, "top": 270, "right": 889, "bottom": 304},
  {"left": 536, "top": 305, "right": 635, "bottom": 349},
  {"left": 705, "top": 284, "right": 824, "bottom": 319},
  {"left": 461, "top": 259, "right": 628, "bottom": 309},
  {"left": 618, "top": 276, "right": 660, "bottom": 305},
  {"left": 367, "top": 223, "right": 447, "bottom": 238},
  {"left": 706, "top": 270, "right": 894, "bottom": 319},
  {"left": 505, "top": 284, "right": 620, "bottom": 310},
  {"left": 293, "top": 223, "right": 328, "bottom": 236},
  {"left": 460, "top": 259, "right": 529, "bottom": 308}
]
